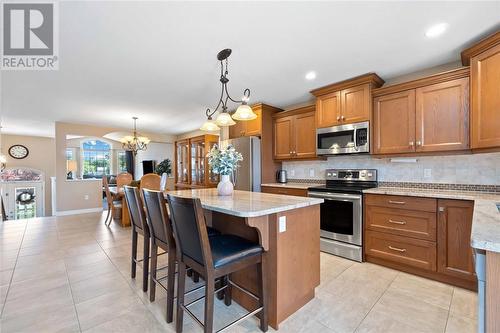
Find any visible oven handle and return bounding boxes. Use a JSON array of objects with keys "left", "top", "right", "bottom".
[{"left": 308, "top": 192, "right": 361, "bottom": 201}]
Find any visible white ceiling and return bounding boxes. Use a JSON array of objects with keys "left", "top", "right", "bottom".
[{"left": 2, "top": 1, "right": 499, "bottom": 137}]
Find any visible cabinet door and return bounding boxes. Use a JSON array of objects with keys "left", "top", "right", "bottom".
[
  {"left": 274, "top": 116, "right": 293, "bottom": 159},
  {"left": 175, "top": 140, "right": 190, "bottom": 185},
  {"left": 316, "top": 91, "right": 341, "bottom": 128},
  {"left": 373, "top": 90, "right": 416, "bottom": 154},
  {"left": 437, "top": 199, "right": 476, "bottom": 281},
  {"left": 205, "top": 138, "right": 219, "bottom": 186},
  {"left": 416, "top": 78, "right": 469, "bottom": 152},
  {"left": 229, "top": 120, "right": 245, "bottom": 139},
  {"left": 190, "top": 138, "right": 205, "bottom": 186},
  {"left": 471, "top": 45, "right": 500, "bottom": 148},
  {"left": 294, "top": 112, "right": 316, "bottom": 159},
  {"left": 341, "top": 84, "right": 370, "bottom": 123},
  {"left": 244, "top": 108, "right": 262, "bottom": 136}
]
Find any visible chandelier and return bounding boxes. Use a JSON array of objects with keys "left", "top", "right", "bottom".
[
  {"left": 120, "top": 117, "right": 150, "bottom": 155},
  {"left": 200, "top": 49, "right": 257, "bottom": 131}
]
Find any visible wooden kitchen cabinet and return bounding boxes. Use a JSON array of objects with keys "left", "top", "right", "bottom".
[
  {"left": 364, "top": 193, "right": 476, "bottom": 290},
  {"left": 174, "top": 134, "right": 219, "bottom": 189},
  {"left": 372, "top": 68, "right": 470, "bottom": 155},
  {"left": 437, "top": 199, "right": 476, "bottom": 281},
  {"left": 312, "top": 73, "right": 384, "bottom": 128},
  {"left": 273, "top": 105, "right": 316, "bottom": 160},
  {"left": 373, "top": 90, "right": 416, "bottom": 154},
  {"left": 415, "top": 78, "right": 469, "bottom": 152},
  {"left": 228, "top": 104, "right": 266, "bottom": 139},
  {"left": 461, "top": 31, "right": 500, "bottom": 150}
]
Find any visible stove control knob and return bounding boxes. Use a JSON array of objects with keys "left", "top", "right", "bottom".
[
  {"left": 360, "top": 171, "right": 366, "bottom": 177},
  {"left": 367, "top": 172, "right": 373, "bottom": 177},
  {"left": 326, "top": 172, "right": 332, "bottom": 177}
]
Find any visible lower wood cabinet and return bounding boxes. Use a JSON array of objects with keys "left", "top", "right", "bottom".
[
  {"left": 261, "top": 186, "right": 308, "bottom": 197},
  {"left": 364, "top": 194, "right": 476, "bottom": 290}
]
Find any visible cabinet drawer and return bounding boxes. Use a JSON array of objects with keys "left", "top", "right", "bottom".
[
  {"left": 365, "top": 230, "right": 437, "bottom": 271},
  {"left": 261, "top": 186, "right": 308, "bottom": 197},
  {"left": 365, "top": 206, "right": 437, "bottom": 241},
  {"left": 365, "top": 194, "right": 436, "bottom": 212}
]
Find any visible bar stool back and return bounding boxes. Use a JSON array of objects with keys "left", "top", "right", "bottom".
[
  {"left": 167, "top": 194, "right": 268, "bottom": 333},
  {"left": 123, "top": 185, "right": 150, "bottom": 292}
]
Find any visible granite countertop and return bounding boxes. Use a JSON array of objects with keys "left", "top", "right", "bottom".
[
  {"left": 364, "top": 187, "right": 500, "bottom": 253},
  {"left": 261, "top": 182, "right": 321, "bottom": 190},
  {"left": 165, "top": 188, "right": 323, "bottom": 218}
]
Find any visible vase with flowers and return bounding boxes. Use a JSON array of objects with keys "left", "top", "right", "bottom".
[{"left": 207, "top": 144, "right": 243, "bottom": 196}]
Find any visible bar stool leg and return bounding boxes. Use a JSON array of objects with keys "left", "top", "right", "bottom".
[
  {"left": 149, "top": 244, "right": 158, "bottom": 301},
  {"left": 142, "top": 237, "right": 150, "bottom": 292},
  {"left": 131, "top": 230, "right": 138, "bottom": 279},
  {"left": 166, "top": 248, "right": 176, "bottom": 323},
  {"left": 204, "top": 277, "right": 215, "bottom": 333},
  {"left": 223, "top": 275, "right": 232, "bottom": 306},
  {"left": 258, "top": 254, "right": 268, "bottom": 332},
  {"left": 176, "top": 262, "right": 187, "bottom": 333}
]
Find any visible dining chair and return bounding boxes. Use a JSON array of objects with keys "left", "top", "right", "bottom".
[
  {"left": 160, "top": 173, "right": 168, "bottom": 191},
  {"left": 123, "top": 185, "right": 151, "bottom": 292},
  {"left": 142, "top": 189, "right": 222, "bottom": 323},
  {"left": 102, "top": 175, "right": 122, "bottom": 226},
  {"left": 116, "top": 172, "right": 133, "bottom": 190},
  {"left": 167, "top": 194, "right": 268, "bottom": 333},
  {"left": 140, "top": 173, "right": 161, "bottom": 191}
]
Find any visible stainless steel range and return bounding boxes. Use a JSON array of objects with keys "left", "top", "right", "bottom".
[{"left": 308, "top": 169, "right": 378, "bottom": 262}]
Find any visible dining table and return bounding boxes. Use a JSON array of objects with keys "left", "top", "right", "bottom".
[{"left": 109, "top": 186, "right": 130, "bottom": 227}]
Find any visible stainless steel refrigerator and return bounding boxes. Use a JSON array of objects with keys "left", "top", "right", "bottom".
[{"left": 228, "top": 136, "right": 261, "bottom": 192}]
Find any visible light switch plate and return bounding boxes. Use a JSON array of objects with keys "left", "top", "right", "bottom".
[{"left": 279, "top": 216, "right": 286, "bottom": 233}]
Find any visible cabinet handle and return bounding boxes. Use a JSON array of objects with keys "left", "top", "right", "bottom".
[
  {"left": 409, "top": 141, "right": 414, "bottom": 146},
  {"left": 416, "top": 140, "right": 422, "bottom": 146},
  {"left": 439, "top": 207, "right": 445, "bottom": 212},
  {"left": 341, "top": 116, "right": 345, "bottom": 121},
  {"left": 388, "top": 219, "right": 406, "bottom": 225},
  {"left": 337, "top": 116, "right": 341, "bottom": 121},
  {"left": 388, "top": 200, "right": 406, "bottom": 205},
  {"left": 388, "top": 246, "right": 407, "bottom": 253}
]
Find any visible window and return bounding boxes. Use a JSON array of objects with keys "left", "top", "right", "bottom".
[
  {"left": 117, "top": 151, "right": 127, "bottom": 173},
  {"left": 66, "top": 148, "right": 74, "bottom": 161},
  {"left": 82, "top": 140, "right": 111, "bottom": 178}
]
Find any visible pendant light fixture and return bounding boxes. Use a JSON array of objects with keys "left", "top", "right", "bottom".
[
  {"left": 120, "top": 117, "right": 150, "bottom": 155},
  {"left": 200, "top": 49, "right": 257, "bottom": 131}
]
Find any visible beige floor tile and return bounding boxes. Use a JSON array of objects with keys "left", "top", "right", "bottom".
[
  {"left": 450, "top": 287, "right": 478, "bottom": 319},
  {"left": 71, "top": 270, "right": 133, "bottom": 304},
  {"left": 14, "top": 251, "right": 65, "bottom": 267},
  {"left": 370, "top": 288, "right": 449, "bottom": 333},
  {"left": 64, "top": 250, "right": 109, "bottom": 269},
  {"left": 355, "top": 309, "right": 427, "bottom": 333},
  {"left": 0, "top": 269, "right": 13, "bottom": 286},
  {"left": 445, "top": 314, "right": 477, "bottom": 333},
  {"left": 0, "top": 303, "right": 79, "bottom": 333},
  {"left": 66, "top": 257, "right": 117, "bottom": 284},
  {"left": 0, "top": 284, "right": 8, "bottom": 307},
  {"left": 75, "top": 288, "right": 144, "bottom": 330},
  {"left": 6, "top": 272, "right": 69, "bottom": 302},
  {"left": 388, "top": 272, "right": 454, "bottom": 310},
  {"left": 11, "top": 258, "right": 67, "bottom": 283}
]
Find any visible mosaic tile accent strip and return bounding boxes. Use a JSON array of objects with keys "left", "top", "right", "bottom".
[{"left": 287, "top": 179, "right": 325, "bottom": 185}]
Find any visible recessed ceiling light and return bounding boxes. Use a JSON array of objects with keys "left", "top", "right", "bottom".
[
  {"left": 305, "top": 71, "right": 317, "bottom": 80},
  {"left": 425, "top": 23, "right": 448, "bottom": 38}
]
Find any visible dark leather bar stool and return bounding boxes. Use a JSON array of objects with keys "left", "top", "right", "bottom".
[
  {"left": 123, "top": 185, "right": 150, "bottom": 292},
  {"left": 167, "top": 194, "right": 268, "bottom": 333},
  {"left": 142, "top": 189, "right": 221, "bottom": 323}
]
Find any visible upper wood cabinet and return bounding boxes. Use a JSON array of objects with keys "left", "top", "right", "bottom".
[
  {"left": 273, "top": 105, "right": 316, "bottom": 160},
  {"left": 312, "top": 73, "right": 384, "bottom": 128},
  {"left": 437, "top": 199, "right": 476, "bottom": 282},
  {"left": 372, "top": 68, "right": 470, "bottom": 155},
  {"left": 461, "top": 31, "right": 500, "bottom": 150},
  {"left": 373, "top": 90, "right": 416, "bottom": 154},
  {"left": 415, "top": 78, "right": 469, "bottom": 152},
  {"left": 228, "top": 105, "right": 266, "bottom": 139}
]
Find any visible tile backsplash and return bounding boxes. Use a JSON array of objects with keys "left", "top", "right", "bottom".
[{"left": 282, "top": 152, "right": 500, "bottom": 185}]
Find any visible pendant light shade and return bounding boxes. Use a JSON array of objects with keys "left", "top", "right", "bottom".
[
  {"left": 215, "top": 112, "right": 236, "bottom": 126},
  {"left": 232, "top": 104, "right": 257, "bottom": 121},
  {"left": 199, "top": 117, "right": 221, "bottom": 131}
]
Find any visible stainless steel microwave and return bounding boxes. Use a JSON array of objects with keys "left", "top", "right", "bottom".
[{"left": 316, "top": 121, "right": 369, "bottom": 155}]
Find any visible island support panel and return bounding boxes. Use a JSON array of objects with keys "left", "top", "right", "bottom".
[{"left": 209, "top": 205, "right": 320, "bottom": 329}]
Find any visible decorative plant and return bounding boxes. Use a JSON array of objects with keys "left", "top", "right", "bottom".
[
  {"left": 155, "top": 158, "right": 172, "bottom": 176},
  {"left": 207, "top": 144, "right": 243, "bottom": 176}
]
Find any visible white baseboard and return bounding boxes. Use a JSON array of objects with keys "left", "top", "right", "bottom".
[{"left": 55, "top": 207, "right": 103, "bottom": 216}]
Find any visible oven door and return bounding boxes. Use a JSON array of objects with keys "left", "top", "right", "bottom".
[{"left": 308, "top": 192, "right": 362, "bottom": 245}]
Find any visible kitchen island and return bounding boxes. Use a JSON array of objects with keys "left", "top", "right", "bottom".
[{"left": 165, "top": 188, "right": 323, "bottom": 329}]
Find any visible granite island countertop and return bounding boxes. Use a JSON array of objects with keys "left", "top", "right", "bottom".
[
  {"left": 363, "top": 187, "right": 500, "bottom": 253},
  {"left": 165, "top": 188, "right": 323, "bottom": 218}
]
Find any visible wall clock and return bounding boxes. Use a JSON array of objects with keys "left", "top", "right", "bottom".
[{"left": 8, "top": 145, "right": 29, "bottom": 159}]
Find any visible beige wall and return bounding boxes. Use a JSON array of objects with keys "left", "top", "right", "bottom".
[
  {"left": 1, "top": 134, "right": 56, "bottom": 216},
  {"left": 55, "top": 121, "right": 173, "bottom": 213}
]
